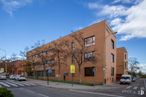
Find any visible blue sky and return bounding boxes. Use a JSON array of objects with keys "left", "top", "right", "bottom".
[{"left": 0, "top": 0, "right": 146, "bottom": 72}]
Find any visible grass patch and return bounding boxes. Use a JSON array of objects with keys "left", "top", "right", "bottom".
[{"left": 28, "top": 76, "right": 103, "bottom": 86}]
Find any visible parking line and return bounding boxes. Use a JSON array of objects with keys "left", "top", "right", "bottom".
[{"left": 70, "top": 89, "right": 125, "bottom": 97}]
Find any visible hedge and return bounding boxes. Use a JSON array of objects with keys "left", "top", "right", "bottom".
[{"left": 0, "top": 88, "right": 14, "bottom": 97}]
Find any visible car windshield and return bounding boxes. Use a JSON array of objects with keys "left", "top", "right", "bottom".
[{"left": 121, "top": 77, "right": 130, "bottom": 79}]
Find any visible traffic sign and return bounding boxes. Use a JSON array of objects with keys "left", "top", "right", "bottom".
[
  {"left": 48, "top": 68, "right": 52, "bottom": 74},
  {"left": 70, "top": 64, "right": 75, "bottom": 73}
]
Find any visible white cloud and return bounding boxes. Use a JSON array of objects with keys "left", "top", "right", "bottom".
[
  {"left": 87, "top": 0, "right": 146, "bottom": 41},
  {"left": 100, "top": 5, "right": 128, "bottom": 18},
  {"left": 0, "top": 0, "right": 32, "bottom": 16},
  {"left": 88, "top": 2, "right": 100, "bottom": 9},
  {"left": 117, "top": 0, "right": 146, "bottom": 41},
  {"left": 88, "top": 2, "right": 128, "bottom": 18},
  {"left": 112, "top": 0, "right": 143, "bottom": 4}
]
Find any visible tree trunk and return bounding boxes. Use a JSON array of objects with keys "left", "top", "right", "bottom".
[
  {"left": 79, "top": 72, "right": 82, "bottom": 83},
  {"left": 79, "top": 67, "right": 82, "bottom": 83}
]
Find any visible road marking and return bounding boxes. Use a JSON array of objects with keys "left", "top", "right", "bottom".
[
  {"left": 126, "top": 86, "right": 132, "bottom": 89},
  {"left": 140, "top": 87, "right": 145, "bottom": 90},
  {"left": 70, "top": 89, "right": 125, "bottom": 97},
  {"left": 19, "top": 88, "right": 50, "bottom": 97},
  {"left": 19, "top": 82, "right": 31, "bottom": 86},
  {"left": 38, "top": 93, "right": 50, "bottom": 97},
  {"left": 133, "top": 86, "right": 138, "bottom": 90},
  {"left": 0, "top": 82, "right": 10, "bottom": 87},
  {"left": 24, "top": 82, "right": 35, "bottom": 86},
  {"left": 8, "top": 81, "right": 24, "bottom": 86},
  {"left": 5, "top": 82, "right": 18, "bottom": 87}
]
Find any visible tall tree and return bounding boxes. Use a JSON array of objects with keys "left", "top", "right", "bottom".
[
  {"left": 19, "top": 47, "right": 31, "bottom": 76},
  {"left": 129, "top": 57, "right": 140, "bottom": 78},
  {"left": 51, "top": 40, "right": 70, "bottom": 79},
  {"left": 19, "top": 47, "right": 29, "bottom": 60},
  {"left": 70, "top": 32, "right": 98, "bottom": 83}
]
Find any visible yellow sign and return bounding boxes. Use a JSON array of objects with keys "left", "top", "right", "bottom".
[
  {"left": 70, "top": 64, "right": 75, "bottom": 73},
  {"left": 0, "top": 68, "right": 4, "bottom": 73}
]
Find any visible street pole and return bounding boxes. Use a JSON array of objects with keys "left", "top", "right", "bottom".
[
  {"left": 72, "top": 73, "right": 73, "bottom": 87},
  {"left": 47, "top": 73, "right": 49, "bottom": 85}
]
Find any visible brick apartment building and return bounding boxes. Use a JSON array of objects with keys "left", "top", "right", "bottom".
[
  {"left": 13, "top": 60, "right": 25, "bottom": 75},
  {"left": 0, "top": 60, "right": 25, "bottom": 75},
  {"left": 27, "top": 20, "right": 118, "bottom": 85},
  {"left": 116, "top": 47, "right": 128, "bottom": 81}
]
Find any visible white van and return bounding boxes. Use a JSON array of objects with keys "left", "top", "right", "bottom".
[{"left": 120, "top": 74, "right": 132, "bottom": 84}]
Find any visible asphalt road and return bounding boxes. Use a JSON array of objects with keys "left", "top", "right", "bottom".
[
  {"left": 1, "top": 78, "right": 145, "bottom": 97},
  {"left": 87, "top": 78, "right": 146, "bottom": 97},
  {"left": 10, "top": 85, "right": 125, "bottom": 97}
]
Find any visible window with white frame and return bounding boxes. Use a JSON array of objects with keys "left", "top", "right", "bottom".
[
  {"left": 84, "top": 36, "right": 95, "bottom": 47},
  {"left": 84, "top": 51, "right": 95, "bottom": 59}
]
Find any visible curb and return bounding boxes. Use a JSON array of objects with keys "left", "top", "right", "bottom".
[{"left": 29, "top": 79, "right": 120, "bottom": 90}]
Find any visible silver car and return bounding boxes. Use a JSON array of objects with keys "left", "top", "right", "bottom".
[{"left": 0, "top": 75, "right": 7, "bottom": 80}]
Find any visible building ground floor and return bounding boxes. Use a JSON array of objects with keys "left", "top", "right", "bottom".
[{"left": 27, "top": 62, "right": 116, "bottom": 85}]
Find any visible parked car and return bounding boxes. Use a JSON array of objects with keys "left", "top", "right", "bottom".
[
  {"left": 16, "top": 75, "right": 26, "bottom": 81},
  {"left": 0, "top": 75, "right": 7, "bottom": 80},
  {"left": 120, "top": 74, "right": 132, "bottom": 85},
  {"left": 132, "top": 77, "right": 137, "bottom": 82},
  {"left": 9, "top": 75, "right": 15, "bottom": 80}
]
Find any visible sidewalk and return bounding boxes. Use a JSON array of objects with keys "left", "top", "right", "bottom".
[{"left": 28, "top": 79, "right": 120, "bottom": 90}]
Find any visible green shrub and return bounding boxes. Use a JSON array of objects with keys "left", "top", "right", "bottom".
[{"left": 0, "top": 88, "right": 14, "bottom": 97}]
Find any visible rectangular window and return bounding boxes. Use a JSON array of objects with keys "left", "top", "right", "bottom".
[
  {"left": 72, "top": 56, "right": 76, "bottom": 63},
  {"left": 111, "top": 53, "right": 115, "bottom": 63},
  {"left": 45, "top": 60, "right": 48, "bottom": 64},
  {"left": 111, "top": 39, "right": 114, "bottom": 49},
  {"left": 84, "top": 67, "right": 95, "bottom": 76},
  {"left": 44, "top": 51, "right": 48, "bottom": 55},
  {"left": 84, "top": 36, "right": 95, "bottom": 47},
  {"left": 47, "top": 60, "right": 55, "bottom": 64},
  {"left": 84, "top": 51, "right": 95, "bottom": 60},
  {"left": 125, "top": 54, "right": 126, "bottom": 60},
  {"left": 111, "top": 67, "right": 114, "bottom": 76},
  {"left": 71, "top": 42, "right": 75, "bottom": 50},
  {"left": 125, "top": 62, "right": 127, "bottom": 69}
]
